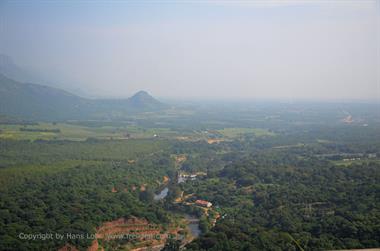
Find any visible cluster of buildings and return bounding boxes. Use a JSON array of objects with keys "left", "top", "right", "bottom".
[{"left": 178, "top": 172, "right": 207, "bottom": 184}]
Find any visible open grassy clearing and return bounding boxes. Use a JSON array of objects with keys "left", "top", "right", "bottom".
[
  {"left": 0, "top": 123, "right": 180, "bottom": 141},
  {"left": 217, "top": 127, "right": 275, "bottom": 138},
  {"left": 332, "top": 159, "right": 380, "bottom": 167}
]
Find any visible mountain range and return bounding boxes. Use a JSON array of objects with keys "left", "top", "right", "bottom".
[
  {"left": 0, "top": 54, "right": 45, "bottom": 84},
  {"left": 0, "top": 73, "right": 168, "bottom": 120}
]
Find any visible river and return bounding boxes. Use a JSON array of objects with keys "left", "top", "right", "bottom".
[
  {"left": 153, "top": 187, "right": 169, "bottom": 201},
  {"left": 153, "top": 186, "right": 201, "bottom": 238},
  {"left": 184, "top": 214, "right": 201, "bottom": 238}
]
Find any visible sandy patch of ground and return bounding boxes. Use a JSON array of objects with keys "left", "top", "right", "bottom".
[
  {"left": 174, "top": 155, "right": 187, "bottom": 165},
  {"left": 207, "top": 138, "right": 224, "bottom": 144},
  {"left": 95, "top": 217, "right": 186, "bottom": 251}
]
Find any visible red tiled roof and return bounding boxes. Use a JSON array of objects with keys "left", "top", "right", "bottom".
[{"left": 195, "top": 200, "right": 210, "bottom": 205}]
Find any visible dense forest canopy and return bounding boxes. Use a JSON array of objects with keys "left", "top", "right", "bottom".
[{"left": 0, "top": 101, "right": 379, "bottom": 251}]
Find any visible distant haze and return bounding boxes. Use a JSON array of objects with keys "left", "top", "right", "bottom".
[{"left": 0, "top": 0, "right": 379, "bottom": 101}]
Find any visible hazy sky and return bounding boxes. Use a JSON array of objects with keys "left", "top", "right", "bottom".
[{"left": 0, "top": 0, "right": 379, "bottom": 100}]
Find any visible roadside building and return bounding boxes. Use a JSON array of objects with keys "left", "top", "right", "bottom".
[{"left": 195, "top": 199, "right": 212, "bottom": 208}]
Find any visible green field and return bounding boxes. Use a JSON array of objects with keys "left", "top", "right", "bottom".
[
  {"left": 0, "top": 123, "right": 179, "bottom": 141},
  {"left": 217, "top": 127, "right": 275, "bottom": 138},
  {"left": 332, "top": 159, "right": 380, "bottom": 167}
]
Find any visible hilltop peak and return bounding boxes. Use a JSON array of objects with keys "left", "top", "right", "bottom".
[
  {"left": 132, "top": 90, "right": 150, "bottom": 97},
  {"left": 129, "top": 91, "right": 156, "bottom": 103},
  {"left": 127, "top": 90, "right": 167, "bottom": 111}
]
